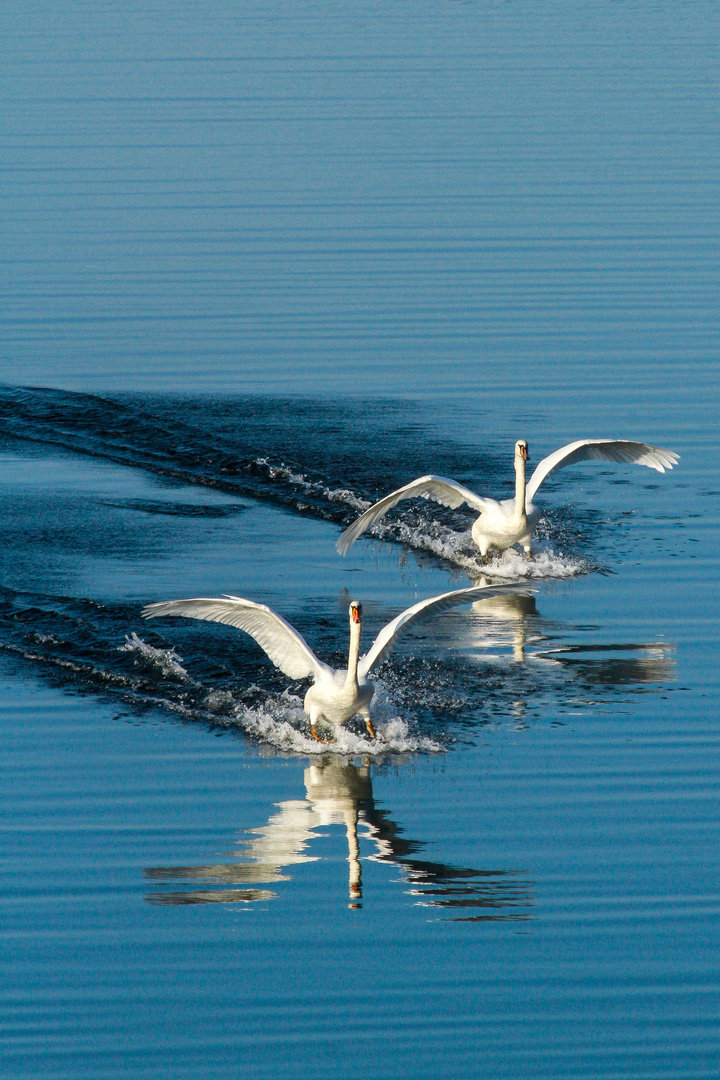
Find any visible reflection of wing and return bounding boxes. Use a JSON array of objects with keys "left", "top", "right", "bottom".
[
  {"left": 142, "top": 595, "right": 329, "bottom": 681},
  {"left": 337, "top": 475, "right": 488, "bottom": 555},
  {"left": 145, "top": 798, "right": 322, "bottom": 906},
  {"left": 359, "top": 582, "right": 527, "bottom": 678},
  {"left": 535, "top": 642, "right": 676, "bottom": 686},
  {"left": 526, "top": 440, "right": 678, "bottom": 503},
  {"left": 146, "top": 887, "right": 276, "bottom": 906},
  {"left": 144, "top": 760, "right": 535, "bottom": 918},
  {"left": 360, "top": 794, "right": 533, "bottom": 921},
  {"left": 389, "top": 859, "right": 533, "bottom": 922}
]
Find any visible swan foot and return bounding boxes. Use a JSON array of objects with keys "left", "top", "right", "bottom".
[
  {"left": 310, "top": 722, "right": 333, "bottom": 744},
  {"left": 359, "top": 709, "right": 377, "bottom": 740}
]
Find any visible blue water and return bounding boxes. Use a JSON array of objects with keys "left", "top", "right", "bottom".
[{"left": 1, "top": 3, "right": 719, "bottom": 1078}]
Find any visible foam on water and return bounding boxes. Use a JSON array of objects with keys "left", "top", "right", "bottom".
[
  {"left": 232, "top": 686, "right": 444, "bottom": 756},
  {"left": 120, "top": 633, "right": 194, "bottom": 683},
  {"left": 474, "top": 545, "right": 590, "bottom": 581},
  {"left": 0, "top": 388, "right": 607, "bottom": 584},
  {"left": 242, "top": 456, "right": 591, "bottom": 582},
  {"left": 252, "top": 456, "right": 372, "bottom": 514},
  {"left": 358, "top": 517, "right": 589, "bottom": 580}
]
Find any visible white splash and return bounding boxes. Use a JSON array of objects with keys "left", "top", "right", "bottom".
[
  {"left": 363, "top": 517, "right": 587, "bottom": 580},
  {"left": 231, "top": 686, "right": 443, "bottom": 756},
  {"left": 468, "top": 545, "right": 588, "bottom": 581},
  {"left": 250, "top": 459, "right": 588, "bottom": 578},
  {"left": 120, "top": 632, "right": 192, "bottom": 681},
  {"left": 326, "top": 486, "right": 372, "bottom": 512},
  {"left": 252, "top": 456, "right": 372, "bottom": 513}
]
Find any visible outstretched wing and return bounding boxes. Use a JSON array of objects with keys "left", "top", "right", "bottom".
[
  {"left": 337, "top": 475, "right": 488, "bottom": 556},
  {"left": 359, "top": 581, "right": 530, "bottom": 677},
  {"left": 526, "top": 440, "right": 679, "bottom": 503},
  {"left": 142, "top": 595, "right": 330, "bottom": 681}
]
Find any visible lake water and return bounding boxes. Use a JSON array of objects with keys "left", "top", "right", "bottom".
[{"left": 1, "top": 3, "right": 719, "bottom": 1078}]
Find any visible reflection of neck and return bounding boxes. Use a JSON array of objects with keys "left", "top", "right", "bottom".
[
  {"left": 346, "top": 618, "right": 361, "bottom": 687},
  {"left": 345, "top": 807, "right": 362, "bottom": 904},
  {"left": 512, "top": 623, "right": 527, "bottom": 662},
  {"left": 514, "top": 456, "right": 527, "bottom": 522}
]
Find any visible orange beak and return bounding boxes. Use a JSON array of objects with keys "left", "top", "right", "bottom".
[{"left": 351, "top": 605, "right": 362, "bottom": 623}]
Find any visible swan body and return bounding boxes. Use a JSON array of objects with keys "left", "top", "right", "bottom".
[
  {"left": 142, "top": 582, "right": 522, "bottom": 740},
  {"left": 470, "top": 439, "right": 534, "bottom": 556},
  {"left": 337, "top": 439, "right": 678, "bottom": 559}
]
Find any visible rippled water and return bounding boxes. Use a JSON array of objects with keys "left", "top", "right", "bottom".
[{"left": 2, "top": 3, "right": 720, "bottom": 1079}]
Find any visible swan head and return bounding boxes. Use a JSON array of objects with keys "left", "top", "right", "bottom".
[
  {"left": 515, "top": 439, "right": 529, "bottom": 464},
  {"left": 349, "top": 601, "right": 363, "bottom": 625}
]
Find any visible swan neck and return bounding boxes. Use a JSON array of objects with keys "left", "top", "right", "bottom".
[
  {"left": 514, "top": 456, "right": 527, "bottom": 520},
  {"left": 346, "top": 619, "right": 362, "bottom": 686}
]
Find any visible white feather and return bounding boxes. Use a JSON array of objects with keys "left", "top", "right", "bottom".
[
  {"left": 142, "top": 583, "right": 528, "bottom": 738},
  {"left": 525, "top": 440, "right": 679, "bottom": 503},
  {"left": 142, "top": 596, "right": 329, "bottom": 681},
  {"left": 336, "top": 475, "right": 488, "bottom": 556},
  {"left": 358, "top": 581, "right": 528, "bottom": 677},
  {"left": 337, "top": 438, "right": 678, "bottom": 559}
]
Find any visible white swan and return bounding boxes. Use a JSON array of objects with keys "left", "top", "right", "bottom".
[
  {"left": 337, "top": 439, "right": 679, "bottom": 559},
  {"left": 142, "top": 582, "right": 522, "bottom": 741}
]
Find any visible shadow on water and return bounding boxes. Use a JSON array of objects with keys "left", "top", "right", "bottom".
[
  {"left": 0, "top": 386, "right": 492, "bottom": 531},
  {"left": 0, "top": 578, "right": 676, "bottom": 747},
  {"left": 144, "top": 757, "right": 535, "bottom": 921},
  {"left": 0, "top": 395, "right": 677, "bottom": 757},
  {"left": 0, "top": 579, "right": 677, "bottom": 754},
  {"left": 0, "top": 386, "right": 626, "bottom": 575}
]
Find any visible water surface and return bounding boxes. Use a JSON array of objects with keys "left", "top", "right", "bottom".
[{"left": 1, "top": 3, "right": 719, "bottom": 1078}]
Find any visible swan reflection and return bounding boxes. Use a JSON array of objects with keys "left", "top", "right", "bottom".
[
  {"left": 533, "top": 642, "right": 676, "bottom": 686},
  {"left": 145, "top": 758, "right": 534, "bottom": 920},
  {"left": 470, "top": 588, "right": 540, "bottom": 661},
  {"left": 464, "top": 582, "right": 676, "bottom": 685}
]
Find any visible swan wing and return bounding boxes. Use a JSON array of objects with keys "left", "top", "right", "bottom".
[
  {"left": 142, "top": 595, "right": 330, "bottom": 681},
  {"left": 337, "top": 475, "right": 487, "bottom": 555},
  {"left": 358, "top": 581, "right": 529, "bottom": 677},
  {"left": 526, "top": 440, "right": 679, "bottom": 503}
]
